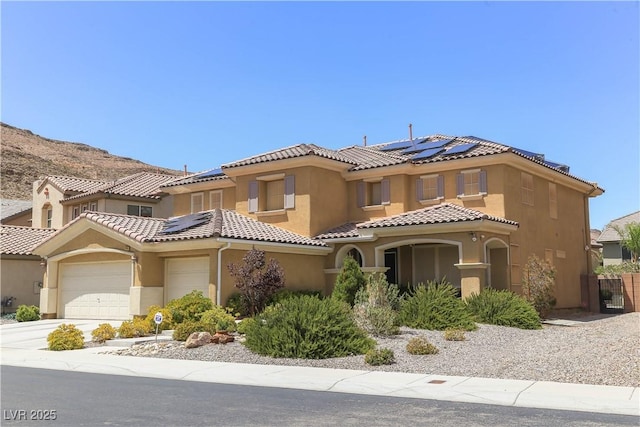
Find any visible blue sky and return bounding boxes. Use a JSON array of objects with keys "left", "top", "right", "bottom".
[{"left": 2, "top": 1, "right": 638, "bottom": 230}]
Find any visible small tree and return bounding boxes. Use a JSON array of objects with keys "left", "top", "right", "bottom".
[
  {"left": 613, "top": 222, "right": 640, "bottom": 264},
  {"left": 227, "top": 249, "right": 285, "bottom": 316},
  {"left": 331, "top": 255, "right": 366, "bottom": 306},
  {"left": 522, "top": 254, "right": 556, "bottom": 318}
]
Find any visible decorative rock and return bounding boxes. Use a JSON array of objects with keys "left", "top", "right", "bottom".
[
  {"left": 185, "top": 332, "right": 212, "bottom": 348},
  {"left": 214, "top": 332, "right": 235, "bottom": 344}
]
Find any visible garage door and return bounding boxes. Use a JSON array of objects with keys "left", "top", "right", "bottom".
[
  {"left": 60, "top": 261, "right": 131, "bottom": 320},
  {"left": 166, "top": 257, "right": 210, "bottom": 303}
]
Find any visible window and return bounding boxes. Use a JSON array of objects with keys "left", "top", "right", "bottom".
[
  {"left": 248, "top": 175, "right": 295, "bottom": 213},
  {"left": 456, "top": 170, "right": 487, "bottom": 198},
  {"left": 191, "top": 193, "right": 204, "bottom": 213},
  {"left": 416, "top": 175, "right": 444, "bottom": 203},
  {"left": 81, "top": 204, "right": 89, "bottom": 213},
  {"left": 549, "top": 183, "right": 558, "bottom": 219},
  {"left": 72, "top": 206, "right": 80, "bottom": 220},
  {"left": 45, "top": 207, "right": 52, "bottom": 228},
  {"left": 357, "top": 178, "right": 390, "bottom": 208},
  {"left": 127, "top": 205, "right": 153, "bottom": 217},
  {"left": 210, "top": 190, "right": 223, "bottom": 210},
  {"left": 90, "top": 202, "right": 98, "bottom": 211},
  {"left": 521, "top": 173, "right": 534, "bottom": 206},
  {"left": 347, "top": 248, "right": 363, "bottom": 267}
]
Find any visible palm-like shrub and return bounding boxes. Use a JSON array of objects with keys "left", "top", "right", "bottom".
[
  {"left": 243, "top": 295, "right": 375, "bottom": 359},
  {"left": 399, "top": 281, "right": 476, "bottom": 331},
  {"left": 465, "top": 288, "right": 541, "bottom": 329}
]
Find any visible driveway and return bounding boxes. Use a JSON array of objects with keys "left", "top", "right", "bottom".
[{"left": 0, "top": 319, "right": 121, "bottom": 350}]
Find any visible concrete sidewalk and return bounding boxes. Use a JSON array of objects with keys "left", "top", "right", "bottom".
[{"left": 1, "top": 321, "right": 639, "bottom": 417}]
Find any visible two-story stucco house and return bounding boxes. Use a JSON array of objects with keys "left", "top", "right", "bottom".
[{"left": 32, "top": 135, "right": 603, "bottom": 320}]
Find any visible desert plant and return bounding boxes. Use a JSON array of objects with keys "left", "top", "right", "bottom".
[
  {"left": 465, "top": 288, "right": 542, "bottom": 330},
  {"left": 228, "top": 249, "right": 285, "bottom": 316},
  {"left": 595, "top": 261, "right": 640, "bottom": 276},
  {"left": 399, "top": 281, "right": 477, "bottom": 331},
  {"left": 172, "top": 320, "right": 211, "bottom": 341},
  {"left": 200, "top": 306, "right": 237, "bottom": 332},
  {"left": 406, "top": 336, "right": 439, "bottom": 355},
  {"left": 91, "top": 323, "right": 117, "bottom": 343},
  {"left": 118, "top": 318, "right": 152, "bottom": 339},
  {"left": 332, "top": 255, "right": 367, "bottom": 306},
  {"left": 166, "top": 290, "right": 213, "bottom": 325},
  {"left": 16, "top": 305, "right": 40, "bottom": 322},
  {"left": 47, "top": 324, "right": 84, "bottom": 351},
  {"left": 364, "top": 348, "right": 395, "bottom": 366},
  {"left": 353, "top": 272, "right": 402, "bottom": 336},
  {"left": 225, "top": 292, "right": 249, "bottom": 318},
  {"left": 443, "top": 328, "right": 466, "bottom": 341},
  {"left": 267, "top": 288, "right": 323, "bottom": 306},
  {"left": 236, "top": 317, "right": 256, "bottom": 335},
  {"left": 522, "top": 254, "right": 557, "bottom": 318},
  {"left": 243, "top": 295, "right": 375, "bottom": 359},
  {"left": 613, "top": 222, "right": 640, "bottom": 264},
  {"left": 144, "top": 305, "right": 173, "bottom": 331}
]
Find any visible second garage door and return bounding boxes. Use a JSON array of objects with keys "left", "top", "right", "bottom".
[
  {"left": 166, "top": 257, "right": 210, "bottom": 303},
  {"left": 60, "top": 261, "right": 131, "bottom": 320}
]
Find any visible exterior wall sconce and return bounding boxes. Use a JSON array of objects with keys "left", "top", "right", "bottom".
[{"left": 470, "top": 232, "right": 477, "bottom": 242}]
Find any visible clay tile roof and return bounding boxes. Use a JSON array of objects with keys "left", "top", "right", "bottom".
[
  {"left": 1, "top": 199, "right": 32, "bottom": 221},
  {"left": 358, "top": 203, "right": 518, "bottom": 229},
  {"left": 45, "top": 176, "right": 108, "bottom": 193},
  {"left": 63, "top": 172, "right": 177, "bottom": 202},
  {"left": 0, "top": 225, "right": 56, "bottom": 255},
  {"left": 598, "top": 211, "right": 640, "bottom": 243},
  {"left": 314, "top": 223, "right": 361, "bottom": 240},
  {"left": 222, "top": 144, "right": 357, "bottom": 169}
]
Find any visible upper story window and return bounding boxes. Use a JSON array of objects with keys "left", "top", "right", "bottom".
[
  {"left": 416, "top": 175, "right": 444, "bottom": 204},
  {"left": 127, "top": 205, "right": 153, "bottom": 217},
  {"left": 210, "top": 190, "right": 223, "bottom": 210},
  {"left": 248, "top": 174, "right": 295, "bottom": 214},
  {"left": 548, "top": 183, "right": 558, "bottom": 219},
  {"left": 357, "top": 178, "right": 390, "bottom": 209},
  {"left": 191, "top": 193, "right": 204, "bottom": 213},
  {"left": 456, "top": 169, "right": 487, "bottom": 200},
  {"left": 90, "top": 202, "right": 98, "bottom": 211},
  {"left": 42, "top": 205, "right": 53, "bottom": 228},
  {"left": 72, "top": 206, "right": 80, "bottom": 220},
  {"left": 521, "top": 173, "right": 534, "bottom": 206}
]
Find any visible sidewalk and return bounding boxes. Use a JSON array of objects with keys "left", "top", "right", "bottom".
[{"left": 1, "top": 321, "right": 639, "bottom": 417}]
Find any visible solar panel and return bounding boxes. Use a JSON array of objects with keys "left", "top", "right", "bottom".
[
  {"left": 513, "top": 148, "right": 545, "bottom": 161},
  {"left": 411, "top": 147, "right": 445, "bottom": 160},
  {"left": 402, "top": 145, "right": 429, "bottom": 155},
  {"left": 193, "top": 168, "right": 223, "bottom": 179},
  {"left": 418, "top": 138, "right": 453, "bottom": 149},
  {"left": 161, "top": 212, "right": 210, "bottom": 234},
  {"left": 441, "top": 143, "right": 478, "bottom": 156},
  {"left": 380, "top": 141, "right": 414, "bottom": 151},
  {"left": 544, "top": 160, "right": 570, "bottom": 172}
]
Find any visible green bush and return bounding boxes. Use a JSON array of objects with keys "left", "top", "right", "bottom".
[
  {"left": 48, "top": 324, "right": 84, "bottom": 351},
  {"left": 267, "top": 288, "right": 323, "bottom": 306},
  {"left": 399, "top": 281, "right": 477, "bottom": 331},
  {"left": 172, "top": 320, "right": 212, "bottom": 341},
  {"left": 332, "top": 255, "right": 367, "bottom": 306},
  {"left": 243, "top": 295, "right": 375, "bottom": 359},
  {"left": 353, "top": 273, "right": 402, "bottom": 336},
  {"left": 118, "top": 318, "right": 152, "bottom": 338},
  {"left": 465, "top": 288, "right": 542, "bottom": 330},
  {"left": 166, "top": 290, "right": 213, "bottom": 325},
  {"left": 406, "top": 336, "right": 439, "bottom": 355},
  {"left": 91, "top": 323, "right": 117, "bottom": 343},
  {"left": 225, "top": 292, "right": 249, "bottom": 318},
  {"left": 144, "top": 305, "right": 173, "bottom": 331},
  {"left": 443, "top": 328, "right": 466, "bottom": 341},
  {"left": 364, "top": 348, "right": 395, "bottom": 366},
  {"left": 200, "top": 306, "right": 237, "bottom": 332},
  {"left": 236, "top": 317, "right": 256, "bottom": 335},
  {"left": 522, "top": 255, "right": 556, "bottom": 318},
  {"left": 16, "top": 305, "right": 40, "bottom": 322}
]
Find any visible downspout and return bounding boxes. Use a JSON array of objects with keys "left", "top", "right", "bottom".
[
  {"left": 583, "top": 185, "right": 599, "bottom": 274},
  {"left": 217, "top": 243, "right": 231, "bottom": 306}
]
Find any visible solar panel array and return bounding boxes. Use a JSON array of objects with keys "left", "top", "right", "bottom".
[
  {"left": 161, "top": 212, "right": 211, "bottom": 234},
  {"left": 380, "top": 140, "right": 414, "bottom": 152},
  {"left": 411, "top": 147, "right": 446, "bottom": 160},
  {"left": 440, "top": 143, "right": 478, "bottom": 156},
  {"left": 193, "top": 168, "right": 224, "bottom": 179}
]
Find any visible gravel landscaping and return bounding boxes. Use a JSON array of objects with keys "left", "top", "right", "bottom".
[{"left": 100, "top": 312, "right": 640, "bottom": 388}]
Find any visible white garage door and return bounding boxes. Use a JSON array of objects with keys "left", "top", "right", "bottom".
[
  {"left": 166, "top": 257, "right": 210, "bottom": 303},
  {"left": 60, "top": 261, "right": 131, "bottom": 320}
]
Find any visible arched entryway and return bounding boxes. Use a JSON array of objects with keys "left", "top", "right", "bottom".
[{"left": 485, "top": 238, "right": 509, "bottom": 290}]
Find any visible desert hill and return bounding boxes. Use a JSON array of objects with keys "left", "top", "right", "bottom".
[{"left": 0, "top": 123, "right": 182, "bottom": 200}]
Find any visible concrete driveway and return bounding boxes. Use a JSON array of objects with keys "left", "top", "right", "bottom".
[{"left": 0, "top": 319, "right": 121, "bottom": 350}]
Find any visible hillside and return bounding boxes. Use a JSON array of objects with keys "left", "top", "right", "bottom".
[{"left": 0, "top": 123, "right": 182, "bottom": 200}]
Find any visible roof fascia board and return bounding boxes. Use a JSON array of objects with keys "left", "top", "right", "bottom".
[
  {"left": 317, "top": 235, "right": 377, "bottom": 244},
  {"left": 222, "top": 156, "right": 349, "bottom": 177},
  {"left": 61, "top": 193, "right": 162, "bottom": 205},
  {"left": 216, "top": 237, "right": 332, "bottom": 255},
  {"left": 162, "top": 178, "right": 235, "bottom": 195},
  {"left": 358, "top": 219, "right": 518, "bottom": 238}
]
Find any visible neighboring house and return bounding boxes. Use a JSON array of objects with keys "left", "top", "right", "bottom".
[
  {"left": 597, "top": 211, "right": 640, "bottom": 266},
  {"left": 32, "top": 134, "right": 603, "bottom": 320},
  {"left": 0, "top": 199, "right": 32, "bottom": 226},
  {"left": 0, "top": 225, "right": 56, "bottom": 312},
  {"left": 590, "top": 229, "right": 603, "bottom": 270},
  {"left": 31, "top": 172, "right": 178, "bottom": 229}
]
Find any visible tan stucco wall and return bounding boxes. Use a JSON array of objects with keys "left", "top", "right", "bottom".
[
  {"left": 172, "top": 188, "right": 237, "bottom": 217},
  {"left": 32, "top": 180, "right": 66, "bottom": 229},
  {"left": 0, "top": 257, "right": 45, "bottom": 311}
]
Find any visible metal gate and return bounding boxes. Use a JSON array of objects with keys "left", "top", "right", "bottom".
[{"left": 598, "top": 277, "right": 624, "bottom": 313}]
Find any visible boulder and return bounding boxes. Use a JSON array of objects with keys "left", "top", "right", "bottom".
[
  {"left": 184, "top": 332, "right": 212, "bottom": 348},
  {"left": 214, "top": 332, "right": 235, "bottom": 344}
]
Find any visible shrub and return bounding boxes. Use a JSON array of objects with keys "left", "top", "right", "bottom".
[
  {"left": 599, "top": 289, "right": 613, "bottom": 300},
  {"left": 443, "top": 328, "right": 466, "bottom": 341},
  {"left": 16, "top": 305, "right": 40, "bottom": 322},
  {"left": 172, "top": 320, "right": 212, "bottom": 341},
  {"left": 91, "top": 323, "right": 117, "bottom": 343},
  {"left": 228, "top": 249, "right": 285, "bottom": 316},
  {"left": 399, "top": 281, "right": 477, "bottom": 331},
  {"left": 353, "top": 273, "right": 402, "bottom": 336},
  {"left": 166, "top": 290, "right": 213, "bottom": 325},
  {"left": 243, "top": 295, "right": 375, "bottom": 359},
  {"left": 225, "top": 292, "right": 249, "bottom": 318},
  {"left": 522, "top": 255, "right": 557, "bottom": 318},
  {"left": 267, "top": 288, "right": 323, "bottom": 306},
  {"left": 332, "top": 255, "right": 367, "bottom": 307},
  {"left": 200, "top": 306, "right": 237, "bottom": 332},
  {"left": 47, "top": 324, "right": 84, "bottom": 351},
  {"left": 364, "top": 348, "right": 395, "bottom": 366},
  {"left": 236, "top": 317, "right": 255, "bottom": 335},
  {"left": 118, "top": 318, "right": 152, "bottom": 339},
  {"left": 465, "top": 288, "right": 542, "bottom": 330},
  {"left": 144, "top": 305, "right": 173, "bottom": 331},
  {"left": 406, "top": 336, "right": 439, "bottom": 355}
]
